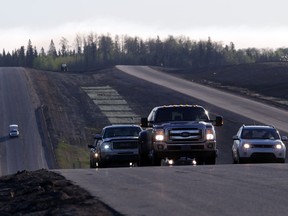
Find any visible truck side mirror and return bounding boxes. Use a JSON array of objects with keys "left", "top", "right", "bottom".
[
  {"left": 94, "top": 134, "right": 102, "bottom": 140},
  {"left": 215, "top": 116, "right": 223, "bottom": 126},
  {"left": 141, "top": 117, "right": 148, "bottom": 127},
  {"left": 88, "top": 144, "right": 94, "bottom": 148}
]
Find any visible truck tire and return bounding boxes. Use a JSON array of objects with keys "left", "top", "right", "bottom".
[
  {"left": 151, "top": 151, "right": 161, "bottom": 166},
  {"left": 138, "top": 132, "right": 152, "bottom": 166},
  {"left": 277, "top": 158, "right": 285, "bottom": 163},
  {"left": 97, "top": 160, "right": 106, "bottom": 168},
  {"left": 205, "top": 155, "right": 216, "bottom": 165},
  {"left": 138, "top": 153, "right": 151, "bottom": 166},
  {"left": 90, "top": 160, "right": 97, "bottom": 168}
]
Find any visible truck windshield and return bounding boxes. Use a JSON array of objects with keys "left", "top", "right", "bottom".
[
  {"left": 103, "top": 127, "right": 141, "bottom": 138},
  {"left": 154, "top": 107, "right": 209, "bottom": 122}
]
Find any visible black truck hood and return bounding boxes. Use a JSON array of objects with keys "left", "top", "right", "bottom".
[{"left": 153, "top": 121, "right": 211, "bottom": 129}]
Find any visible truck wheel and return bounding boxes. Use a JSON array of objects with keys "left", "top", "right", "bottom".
[
  {"left": 205, "top": 155, "right": 216, "bottom": 165},
  {"left": 138, "top": 153, "right": 151, "bottom": 166},
  {"left": 277, "top": 158, "right": 285, "bottom": 163},
  {"left": 90, "top": 159, "right": 97, "bottom": 168},
  {"left": 238, "top": 158, "right": 245, "bottom": 164},
  {"left": 151, "top": 152, "right": 161, "bottom": 166},
  {"left": 138, "top": 134, "right": 152, "bottom": 166},
  {"left": 97, "top": 161, "right": 106, "bottom": 168}
]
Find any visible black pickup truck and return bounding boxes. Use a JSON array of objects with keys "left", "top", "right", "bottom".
[{"left": 138, "top": 105, "right": 223, "bottom": 166}]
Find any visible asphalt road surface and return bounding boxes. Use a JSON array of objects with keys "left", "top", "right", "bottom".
[
  {"left": 58, "top": 164, "right": 288, "bottom": 216},
  {"left": 116, "top": 65, "right": 288, "bottom": 133},
  {"left": 0, "top": 68, "right": 48, "bottom": 176}
]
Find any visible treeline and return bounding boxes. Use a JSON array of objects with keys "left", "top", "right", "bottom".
[{"left": 1, "top": 33, "right": 288, "bottom": 71}]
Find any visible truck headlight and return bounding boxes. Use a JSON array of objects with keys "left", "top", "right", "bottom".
[
  {"left": 243, "top": 143, "right": 251, "bottom": 149},
  {"left": 206, "top": 128, "right": 215, "bottom": 140},
  {"left": 155, "top": 129, "right": 165, "bottom": 141},
  {"left": 102, "top": 142, "right": 112, "bottom": 150},
  {"left": 275, "top": 144, "right": 282, "bottom": 149}
]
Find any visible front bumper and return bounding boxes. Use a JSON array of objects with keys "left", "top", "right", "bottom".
[
  {"left": 100, "top": 150, "right": 139, "bottom": 164},
  {"left": 9, "top": 132, "right": 19, "bottom": 137},
  {"left": 152, "top": 141, "right": 217, "bottom": 160},
  {"left": 239, "top": 148, "right": 286, "bottom": 162}
]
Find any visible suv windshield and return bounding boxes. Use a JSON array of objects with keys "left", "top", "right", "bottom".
[
  {"left": 241, "top": 128, "right": 280, "bottom": 140},
  {"left": 154, "top": 107, "right": 209, "bottom": 122}
]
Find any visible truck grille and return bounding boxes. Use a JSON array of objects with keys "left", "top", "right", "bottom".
[
  {"left": 168, "top": 128, "right": 202, "bottom": 142},
  {"left": 112, "top": 140, "right": 138, "bottom": 149}
]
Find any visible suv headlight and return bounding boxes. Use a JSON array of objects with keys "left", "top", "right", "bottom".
[
  {"left": 206, "top": 128, "right": 215, "bottom": 140},
  {"left": 155, "top": 129, "right": 165, "bottom": 141},
  {"left": 275, "top": 144, "right": 282, "bottom": 149}
]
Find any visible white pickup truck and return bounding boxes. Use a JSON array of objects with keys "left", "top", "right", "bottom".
[{"left": 9, "top": 124, "right": 19, "bottom": 137}]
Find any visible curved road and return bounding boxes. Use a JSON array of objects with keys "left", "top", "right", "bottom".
[
  {"left": 116, "top": 65, "right": 288, "bottom": 133},
  {"left": 0, "top": 67, "right": 47, "bottom": 176}
]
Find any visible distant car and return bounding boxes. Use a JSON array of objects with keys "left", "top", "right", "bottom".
[
  {"left": 232, "top": 125, "right": 287, "bottom": 163},
  {"left": 88, "top": 125, "right": 143, "bottom": 168},
  {"left": 9, "top": 124, "right": 19, "bottom": 137},
  {"left": 61, "top": 64, "right": 68, "bottom": 71}
]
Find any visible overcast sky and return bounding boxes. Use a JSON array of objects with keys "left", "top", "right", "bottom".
[{"left": 1, "top": 0, "right": 288, "bottom": 52}]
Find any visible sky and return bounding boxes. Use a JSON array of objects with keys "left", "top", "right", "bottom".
[{"left": 1, "top": 0, "right": 288, "bottom": 52}]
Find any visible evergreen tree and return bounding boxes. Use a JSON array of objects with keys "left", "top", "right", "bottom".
[
  {"left": 59, "top": 37, "right": 69, "bottom": 56},
  {"left": 26, "top": 39, "right": 34, "bottom": 67},
  {"left": 48, "top": 39, "right": 57, "bottom": 57},
  {"left": 18, "top": 46, "right": 26, "bottom": 66}
]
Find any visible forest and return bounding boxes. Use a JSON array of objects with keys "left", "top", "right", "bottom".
[{"left": 1, "top": 33, "right": 288, "bottom": 71}]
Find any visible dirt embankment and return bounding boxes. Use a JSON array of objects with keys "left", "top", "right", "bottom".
[{"left": 27, "top": 69, "right": 111, "bottom": 169}]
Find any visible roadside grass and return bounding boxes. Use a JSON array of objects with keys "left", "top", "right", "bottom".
[{"left": 55, "top": 140, "right": 90, "bottom": 169}]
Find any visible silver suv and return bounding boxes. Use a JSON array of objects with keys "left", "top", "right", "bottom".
[
  {"left": 88, "top": 125, "right": 142, "bottom": 168},
  {"left": 232, "top": 125, "right": 287, "bottom": 163}
]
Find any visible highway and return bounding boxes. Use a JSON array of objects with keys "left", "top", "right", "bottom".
[
  {"left": 116, "top": 65, "right": 288, "bottom": 133},
  {"left": 57, "top": 66, "right": 288, "bottom": 216},
  {"left": 0, "top": 68, "right": 48, "bottom": 176},
  {"left": 58, "top": 164, "right": 288, "bottom": 216}
]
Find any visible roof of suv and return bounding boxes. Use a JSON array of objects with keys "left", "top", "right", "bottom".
[
  {"left": 154, "top": 104, "right": 204, "bottom": 109},
  {"left": 242, "top": 125, "right": 275, "bottom": 129}
]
